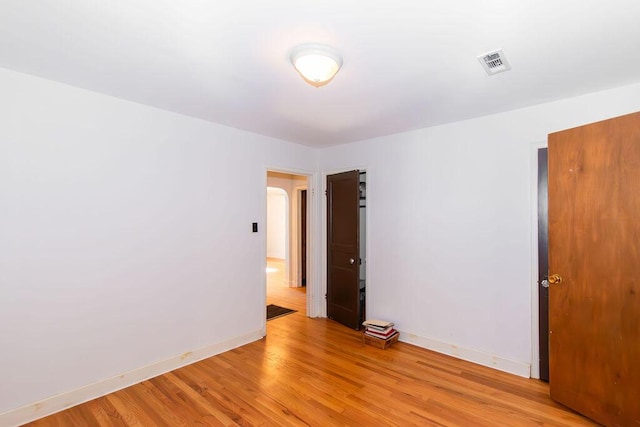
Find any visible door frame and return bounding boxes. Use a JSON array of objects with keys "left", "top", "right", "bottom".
[
  {"left": 321, "top": 166, "right": 369, "bottom": 321},
  {"left": 530, "top": 140, "right": 547, "bottom": 379},
  {"left": 263, "top": 167, "right": 321, "bottom": 323}
]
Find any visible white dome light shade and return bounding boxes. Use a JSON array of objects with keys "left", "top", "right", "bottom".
[{"left": 290, "top": 44, "right": 343, "bottom": 87}]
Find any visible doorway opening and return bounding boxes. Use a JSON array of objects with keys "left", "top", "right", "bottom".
[
  {"left": 531, "top": 142, "right": 547, "bottom": 380},
  {"left": 266, "top": 171, "right": 309, "bottom": 315},
  {"left": 537, "top": 147, "right": 549, "bottom": 382}
]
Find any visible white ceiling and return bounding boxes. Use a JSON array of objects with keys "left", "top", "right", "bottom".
[{"left": 2, "top": 1, "right": 640, "bottom": 147}]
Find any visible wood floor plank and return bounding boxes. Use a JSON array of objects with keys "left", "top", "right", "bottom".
[
  {"left": 25, "top": 262, "right": 598, "bottom": 426},
  {"left": 104, "top": 394, "right": 150, "bottom": 427},
  {"left": 86, "top": 397, "right": 127, "bottom": 427},
  {"left": 161, "top": 372, "right": 239, "bottom": 426}
]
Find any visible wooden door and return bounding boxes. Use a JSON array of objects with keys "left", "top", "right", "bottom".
[
  {"left": 327, "top": 170, "right": 361, "bottom": 329},
  {"left": 548, "top": 112, "right": 640, "bottom": 426},
  {"left": 301, "top": 189, "right": 307, "bottom": 286}
]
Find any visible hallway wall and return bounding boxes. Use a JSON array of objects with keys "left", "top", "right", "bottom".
[{"left": 266, "top": 187, "right": 287, "bottom": 259}]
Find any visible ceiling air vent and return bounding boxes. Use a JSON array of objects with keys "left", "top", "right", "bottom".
[{"left": 477, "top": 49, "right": 511, "bottom": 75}]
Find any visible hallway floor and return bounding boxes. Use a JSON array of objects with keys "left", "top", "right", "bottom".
[{"left": 266, "top": 257, "right": 306, "bottom": 314}]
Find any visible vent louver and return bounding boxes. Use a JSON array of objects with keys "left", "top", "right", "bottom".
[{"left": 477, "top": 49, "right": 511, "bottom": 75}]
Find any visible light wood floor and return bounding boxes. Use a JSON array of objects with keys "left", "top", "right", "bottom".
[{"left": 27, "top": 262, "right": 596, "bottom": 426}]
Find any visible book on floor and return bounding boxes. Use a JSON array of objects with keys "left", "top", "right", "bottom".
[
  {"left": 365, "top": 325, "right": 394, "bottom": 334},
  {"left": 364, "top": 329, "right": 398, "bottom": 340},
  {"left": 362, "top": 319, "right": 394, "bottom": 330}
]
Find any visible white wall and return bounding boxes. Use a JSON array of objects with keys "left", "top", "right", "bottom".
[
  {"left": 318, "top": 82, "right": 640, "bottom": 376},
  {"left": 266, "top": 187, "right": 287, "bottom": 259},
  {"left": 0, "top": 67, "right": 317, "bottom": 421}
]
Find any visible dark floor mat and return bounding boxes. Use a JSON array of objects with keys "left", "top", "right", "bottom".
[{"left": 267, "top": 304, "right": 296, "bottom": 320}]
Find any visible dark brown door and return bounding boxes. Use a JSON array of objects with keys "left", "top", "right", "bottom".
[
  {"left": 301, "top": 189, "right": 307, "bottom": 286},
  {"left": 327, "top": 170, "right": 361, "bottom": 329},
  {"left": 548, "top": 112, "right": 640, "bottom": 426}
]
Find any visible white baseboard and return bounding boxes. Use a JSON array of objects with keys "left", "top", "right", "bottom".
[
  {"left": 398, "top": 330, "right": 531, "bottom": 378},
  {"left": 0, "top": 330, "right": 264, "bottom": 427}
]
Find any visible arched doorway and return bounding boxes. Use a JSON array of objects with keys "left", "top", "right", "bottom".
[{"left": 266, "top": 171, "right": 308, "bottom": 314}]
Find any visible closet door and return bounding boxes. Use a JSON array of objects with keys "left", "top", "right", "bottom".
[{"left": 326, "top": 170, "right": 361, "bottom": 329}]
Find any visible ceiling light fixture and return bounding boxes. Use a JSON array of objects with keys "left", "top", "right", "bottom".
[{"left": 290, "top": 44, "right": 343, "bottom": 87}]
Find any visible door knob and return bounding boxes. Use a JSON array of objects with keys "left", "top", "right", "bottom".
[
  {"left": 349, "top": 258, "right": 355, "bottom": 265},
  {"left": 548, "top": 274, "right": 563, "bottom": 285},
  {"left": 541, "top": 279, "right": 549, "bottom": 288}
]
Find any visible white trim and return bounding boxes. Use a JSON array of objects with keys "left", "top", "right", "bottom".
[
  {"left": 308, "top": 172, "right": 323, "bottom": 318},
  {"left": 284, "top": 189, "right": 291, "bottom": 284},
  {"left": 261, "top": 170, "right": 269, "bottom": 331},
  {"left": 0, "top": 330, "right": 264, "bottom": 427},
  {"left": 399, "top": 330, "right": 531, "bottom": 378},
  {"left": 363, "top": 168, "right": 371, "bottom": 320},
  {"left": 530, "top": 140, "right": 547, "bottom": 380}
]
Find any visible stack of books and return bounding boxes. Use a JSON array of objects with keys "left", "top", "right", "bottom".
[{"left": 362, "top": 319, "right": 398, "bottom": 340}]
